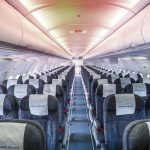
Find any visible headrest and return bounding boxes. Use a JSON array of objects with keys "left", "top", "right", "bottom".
[
  {"left": 43, "top": 84, "right": 56, "bottom": 96},
  {"left": 29, "top": 95, "right": 48, "bottom": 116},
  {"left": 123, "top": 120, "right": 150, "bottom": 150},
  {"left": 14, "top": 84, "right": 28, "bottom": 99},
  {"left": 58, "top": 75, "right": 66, "bottom": 80},
  {"left": 7, "top": 79, "right": 18, "bottom": 89},
  {"left": 120, "top": 78, "right": 131, "bottom": 88},
  {"left": 130, "top": 73, "right": 138, "bottom": 81},
  {"left": 96, "top": 84, "right": 116, "bottom": 97},
  {"left": 29, "top": 79, "right": 39, "bottom": 89},
  {"left": 22, "top": 75, "right": 30, "bottom": 83},
  {"left": 105, "top": 94, "right": 143, "bottom": 115},
  {"left": 115, "top": 94, "right": 135, "bottom": 115},
  {"left": 92, "top": 75, "right": 101, "bottom": 80},
  {"left": 20, "top": 95, "right": 58, "bottom": 115},
  {"left": 97, "top": 79, "right": 108, "bottom": 85},
  {"left": 40, "top": 75, "right": 48, "bottom": 83},
  {"left": 132, "top": 83, "right": 146, "bottom": 97},
  {"left": 52, "top": 79, "right": 62, "bottom": 86},
  {"left": 111, "top": 74, "right": 120, "bottom": 83},
  {"left": 103, "top": 84, "right": 116, "bottom": 97},
  {"left": 0, "top": 94, "right": 18, "bottom": 115},
  {"left": 0, "top": 120, "right": 45, "bottom": 150},
  {"left": 0, "top": 122, "right": 26, "bottom": 149}
]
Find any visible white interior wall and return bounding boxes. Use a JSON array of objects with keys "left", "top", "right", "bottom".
[
  {"left": 84, "top": 57, "right": 150, "bottom": 77},
  {"left": 0, "top": 56, "right": 72, "bottom": 83}
]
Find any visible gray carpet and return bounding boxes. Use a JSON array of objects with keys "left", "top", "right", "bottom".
[{"left": 68, "top": 76, "right": 94, "bottom": 150}]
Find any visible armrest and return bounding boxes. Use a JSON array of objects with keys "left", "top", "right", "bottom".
[
  {"left": 93, "top": 119, "right": 101, "bottom": 128},
  {"left": 92, "top": 119, "right": 105, "bottom": 148}
]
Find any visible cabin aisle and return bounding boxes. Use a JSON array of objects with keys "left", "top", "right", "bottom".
[{"left": 68, "top": 76, "right": 94, "bottom": 150}]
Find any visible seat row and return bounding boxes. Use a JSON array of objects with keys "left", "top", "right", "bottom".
[
  {"left": 81, "top": 65, "right": 150, "bottom": 150},
  {"left": 0, "top": 66, "right": 75, "bottom": 150},
  {"left": 0, "top": 94, "right": 59, "bottom": 150}
]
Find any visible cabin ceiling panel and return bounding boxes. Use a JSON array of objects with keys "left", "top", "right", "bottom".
[{"left": 6, "top": 0, "right": 149, "bottom": 57}]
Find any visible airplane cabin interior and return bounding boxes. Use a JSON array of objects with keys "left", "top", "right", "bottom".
[{"left": 0, "top": 0, "right": 150, "bottom": 150}]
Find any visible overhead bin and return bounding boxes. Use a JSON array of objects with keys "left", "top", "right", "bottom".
[
  {"left": 86, "top": 5, "right": 150, "bottom": 58},
  {"left": 0, "top": 0, "right": 71, "bottom": 59}
]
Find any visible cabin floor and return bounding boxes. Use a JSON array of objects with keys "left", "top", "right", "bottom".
[{"left": 67, "top": 76, "right": 95, "bottom": 150}]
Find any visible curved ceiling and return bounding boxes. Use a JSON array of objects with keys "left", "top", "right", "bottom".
[{"left": 6, "top": 0, "right": 148, "bottom": 58}]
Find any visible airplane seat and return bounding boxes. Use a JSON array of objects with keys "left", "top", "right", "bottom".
[
  {"left": 25, "top": 79, "right": 45, "bottom": 93},
  {"left": 38, "top": 84, "right": 65, "bottom": 127},
  {"left": 136, "top": 73, "right": 143, "bottom": 83},
  {"left": 65, "top": 67, "right": 75, "bottom": 99},
  {"left": 114, "top": 78, "right": 135, "bottom": 93},
  {"left": 0, "top": 85, "right": 7, "bottom": 94},
  {"left": 3, "top": 79, "right": 23, "bottom": 89},
  {"left": 58, "top": 74, "right": 68, "bottom": 95},
  {"left": 91, "top": 79, "right": 108, "bottom": 110},
  {"left": 124, "top": 74, "right": 130, "bottom": 78},
  {"left": 0, "top": 120, "right": 46, "bottom": 150},
  {"left": 92, "top": 84, "right": 120, "bottom": 148},
  {"left": 125, "top": 83, "right": 150, "bottom": 101},
  {"left": 142, "top": 78, "right": 150, "bottom": 84},
  {"left": 101, "top": 73, "right": 107, "bottom": 79},
  {"left": 144, "top": 95, "right": 150, "bottom": 119},
  {"left": 95, "top": 84, "right": 121, "bottom": 127},
  {"left": 45, "top": 71, "right": 49, "bottom": 74},
  {"left": 39, "top": 75, "right": 52, "bottom": 84},
  {"left": 20, "top": 95, "right": 59, "bottom": 150},
  {"left": 137, "top": 73, "right": 143, "bottom": 78},
  {"left": 35, "top": 74, "right": 40, "bottom": 79},
  {"left": 18, "top": 75, "right": 34, "bottom": 83},
  {"left": 136, "top": 78, "right": 143, "bottom": 83},
  {"left": 130, "top": 73, "right": 139, "bottom": 82},
  {"left": 52, "top": 79, "right": 68, "bottom": 110},
  {"left": 123, "top": 119, "right": 150, "bottom": 150},
  {"left": 7, "top": 84, "right": 36, "bottom": 102},
  {"left": 103, "top": 94, "right": 145, "bottom": 150},
  {"left": 119, "top": 73, "right": 123, "bottom": 78},
  {"left": 107, "top": 74, "right": 120, "bottom": 83},
  {"left": 88, "top": 75, "right": 101, "bottom": 102},
  {"left": 0, "top": 94, "right": 18, "bottom": 119},
  {"left": 51, "top": 73, "right": 57, "bottom": 79}
]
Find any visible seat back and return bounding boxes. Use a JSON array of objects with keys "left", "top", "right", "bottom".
[
  {"left": 0, "top": 120, "right": 46, "bottom": 150},
  {"left": 52, "top": 79, "right": 67, "bottom": 108},
  {"left": 88, "top": 75, "right": 101, "bottom": 101},
  {"left": 130, "top": 73, "right": 138, "bottom": 82},
  {"left": 0, "top": 94, "right": 18, "bottom": 119},
  {"left": 3, "top": 79, "right": 22, "bottom": 89},
  {"left": 95, "top": 84, "right": 120, "bottom": 127},
  {"left": 145, "top": 95, "right": 150, "bottom": 118},
  {"left": 40, "top": 75, "right": 51, "bottom": 83},
  {"left": 20, "top": 95, "right": 59, "bottom": 150},
  {"left": 18, "top": 75, "right": 34, "bottom": 83},
  {"left": 104, "top": 94, "right": 145, "bottom": 150},
  {"left": 91, "top": 79, "right": 108, "bottom": 108},
  {"left": 125, "top": 83, "right": 150, "bottom": 101},
  {"left": 114, "top": 78, "right": 135, "bottom": 93},
  {"left": 25, "top": 79, "right": 45, "bottom": 93},
  {"left": 39, "top": 84, "right": 64, "bottom": 126},
  {"left": 7, "top": 84, "right": 36, "bottom": 102},
  {"left": 107, "top": 74, "right": 120, "bottom": 83},
  {"left": 123, "top": 119, "right": 150, "bottom": 150}
]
